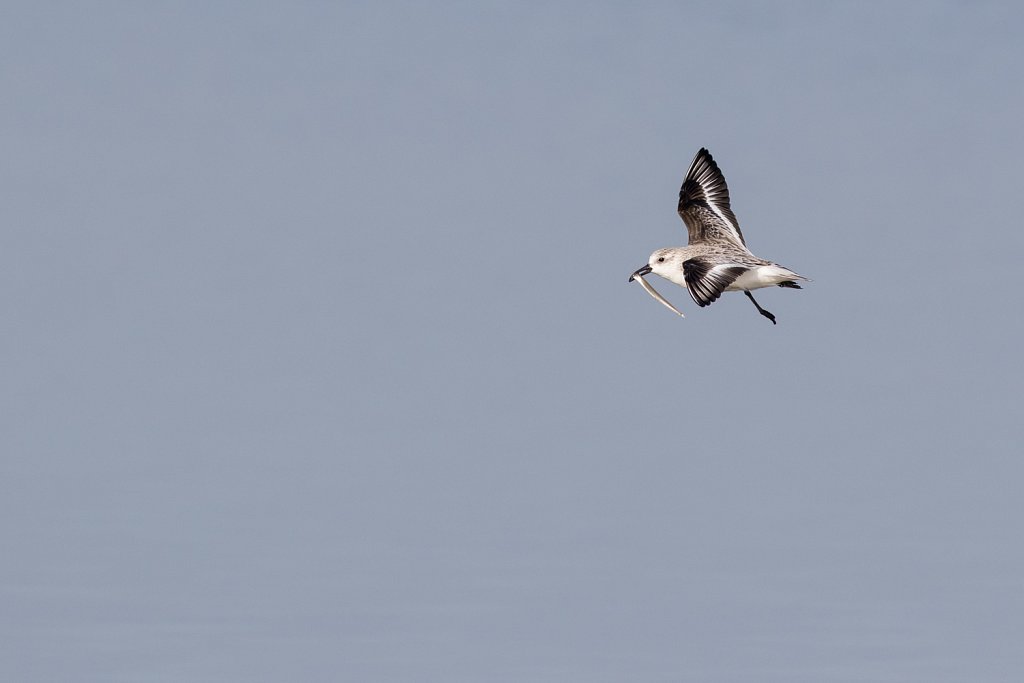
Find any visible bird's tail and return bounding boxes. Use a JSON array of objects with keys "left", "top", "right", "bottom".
[{"left": 763, "top": 263, "right": 810, "bottom": 288}]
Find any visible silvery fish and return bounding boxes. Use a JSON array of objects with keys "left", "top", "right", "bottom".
[{"left": 633, "top": 274, "right": 685, "bottom": 317}]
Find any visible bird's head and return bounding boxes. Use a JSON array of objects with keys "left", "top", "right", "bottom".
[{"left": 628, "top": 248, "right": 682, "bottom": 282}]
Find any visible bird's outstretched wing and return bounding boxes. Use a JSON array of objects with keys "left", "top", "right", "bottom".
[
  {"left": 682, "top": 258, "right": 747, "bottom": 307},
  {"left": 677, "top": 148, "right": 746, "bottom": 248}
]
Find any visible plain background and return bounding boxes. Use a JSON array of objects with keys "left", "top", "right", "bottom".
[{"left": 3, "top": 3, "right": 1022, "bottom": 681}]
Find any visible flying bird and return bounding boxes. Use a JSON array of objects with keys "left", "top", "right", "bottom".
[{"left": 629, "top": 148, "right": 807, "bottom": 324}]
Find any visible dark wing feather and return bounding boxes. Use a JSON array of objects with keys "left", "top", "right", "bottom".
[
  {"left": 682, "top": 259, "right": 747, "bottom": 307},
  {"left": 677, "top": 148, "right": 746, "bottom": 247}
]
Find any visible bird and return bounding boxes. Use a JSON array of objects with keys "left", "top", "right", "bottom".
[{"left": 628, "top": 148, "right": 807, "bottom": 324}]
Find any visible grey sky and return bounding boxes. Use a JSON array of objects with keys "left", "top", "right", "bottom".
[{"left": 3, "top": 3, "right": 1022, "bottom": 681}]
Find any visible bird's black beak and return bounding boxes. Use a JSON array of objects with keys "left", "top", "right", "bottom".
[{"left": 628, "top": 264, "right": 652, "bottom": 282}]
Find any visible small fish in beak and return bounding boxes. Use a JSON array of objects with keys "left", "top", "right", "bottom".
[{"left": 630, "top": 270, "right": 685, "bottom": 317}]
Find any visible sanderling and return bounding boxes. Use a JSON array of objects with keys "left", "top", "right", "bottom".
[{"left": 629, "top": 148, "right": 807, "bottom": 324}]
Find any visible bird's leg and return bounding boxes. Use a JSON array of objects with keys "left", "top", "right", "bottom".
[{"left": 744, "top": 291, "right": 776, "bottom": 325}]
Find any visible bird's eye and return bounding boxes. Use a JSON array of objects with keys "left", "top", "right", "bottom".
[{"left": 657, "top": 257, "right": 665, "bottom": 263}]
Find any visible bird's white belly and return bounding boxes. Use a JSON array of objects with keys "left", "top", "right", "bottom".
[{"left": 725, "top": 265, "right": 789, "bottom": 292}]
